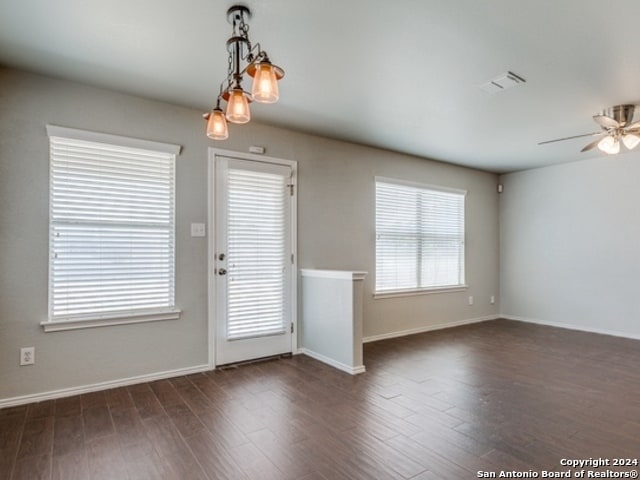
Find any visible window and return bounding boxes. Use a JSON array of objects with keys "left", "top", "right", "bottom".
[
  {"left": 45, "top": 126, "right": 181, "bottom": 331},
  {"left": 375, "top": 178, "right": 466, "bottom": 295}
]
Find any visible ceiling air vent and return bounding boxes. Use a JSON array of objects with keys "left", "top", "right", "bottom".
[{"left": 479, "top": 71, "right": 526, "bottom": 94}]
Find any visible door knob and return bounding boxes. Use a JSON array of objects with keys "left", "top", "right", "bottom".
[{"left": 218, "top": 268, "right": 227, "bottom": 276}]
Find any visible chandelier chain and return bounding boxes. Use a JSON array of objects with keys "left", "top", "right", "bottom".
[
  {"left": 239, "top": 17, "right": 253, "bottom": 61},
  {"left": 226, "top": 50, "right": 233, "bottom": 89}
]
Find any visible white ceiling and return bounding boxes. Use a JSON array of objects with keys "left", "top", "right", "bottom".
[{"left": 1, "top": 0, "right": 640, "bottom": 173}]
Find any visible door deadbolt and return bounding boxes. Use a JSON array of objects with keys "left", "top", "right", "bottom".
[{"left": 218, "top": 253, "right": 225, "bottom": 261}]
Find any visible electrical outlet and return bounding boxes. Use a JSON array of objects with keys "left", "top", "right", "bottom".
[
  {"left": 490, "top": 295, "right": 496, "bottom": 305},
  {"left": 20, "top": 347, "right": 35, "bottom": 366},
  {"left": 468, "top": 296, "right": 474, "bottom": 306}
]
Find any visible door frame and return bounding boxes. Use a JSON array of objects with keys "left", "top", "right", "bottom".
[{"left": 207, "top": 148, "right": 298, "bottom": 369}]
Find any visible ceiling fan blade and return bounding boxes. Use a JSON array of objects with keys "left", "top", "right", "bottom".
[
  {"left": 538, "top": 131, "right": 604, "bottom": 145},
  {"left": 593, "top": 114, "right": 619, "bottom": 129},
  {"left": 624, "top": 121, "right": 640, "bottom": 131},
  {"left": 581, "top": 138, "right": 601, "bottom": 152}
]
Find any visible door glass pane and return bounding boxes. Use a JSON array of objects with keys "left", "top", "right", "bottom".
[{"left": 226, "top": 167, "right": 287, "bottom": 340}]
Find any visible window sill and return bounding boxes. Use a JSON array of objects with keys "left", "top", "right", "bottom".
[
  {"left": 374, "top": 285, "right": 468, "bottom": 299},
  {"left": 41, "top": 309, "right": 182, "bottom": 332}
]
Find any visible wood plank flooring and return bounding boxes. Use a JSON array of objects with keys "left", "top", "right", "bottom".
[{"left": 2, "top": 319, "right": 639, "bottom": 479}]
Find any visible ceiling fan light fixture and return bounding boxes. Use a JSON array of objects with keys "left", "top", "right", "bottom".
[
  {"left": 622, "top": 133, "right": 640, "bottom": 150},
  {"left": 610, "top": 140, "right": 620, "bottom": 155},
  {"left": 539, "top": 104, "right": 639, "bottom": 156},
  {"left": 598, "top": 135, "right": 619, "bottom": 155}
]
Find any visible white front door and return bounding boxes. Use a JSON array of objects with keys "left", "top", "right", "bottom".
[{"left": 212, "top": 153, "right": 296, "bottom": 366}]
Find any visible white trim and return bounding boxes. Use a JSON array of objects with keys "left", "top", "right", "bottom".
[
  {"left": 300, "top": 269, "right": 367, "bottom": 281},
  {"left": 46, "top": 125, "right": 182, "bottom": 155},
  {"left": 207, "top": 150, "right": 216, "bottom": 369},
  {"left": 41, "top": 309, "right": 181, "bottom": 332},
  {"left": 362, "top": 315, "right": 498, "bottom": 343},
  {"left": 0, "top": 364, "right": 210, "bottom": 409},
  {"left": 298, "top": 348, "right": 366, "bottom": 375},
  {"left": 375, "top": 176, "right": 467, "bottom": 196},
  {"left": 374, "top": 285, "right": 467, "bottom": 299},
  {"left": 289, "top": 162, "right": 299, "bottom": 355},
  {"left": 210, "top": 147, "right": 297, "bottom": 169},
  {"left": 501, "top": 315, "right": 640, "bottom": 341}
]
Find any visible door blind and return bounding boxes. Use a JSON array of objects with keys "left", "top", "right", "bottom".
[
  {"left": 226, "top": 167, "right": 287, "bottom": 340},
  {"left": 49, "top": 135, "right": 176, "bottom": 319},
  {"left": 376, "top": 179, "right": 465, "bottom": 293}
]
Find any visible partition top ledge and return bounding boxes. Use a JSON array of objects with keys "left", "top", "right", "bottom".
[{"left": 300, "top": 269, "right": 367, "bottom": 281}]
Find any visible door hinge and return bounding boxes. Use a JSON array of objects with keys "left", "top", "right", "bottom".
[
  {"left": 287, "top": 183, "right": 294, "bottom": 196},
  {"left": 290, "top": 322, "right": 294, "bottom": 333},
  {"left": 291, "top": 253, "right": 294, "bottom": 264}
]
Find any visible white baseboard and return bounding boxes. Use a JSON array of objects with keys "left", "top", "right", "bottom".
[
  {"left": 362, "top": 315, "right": 499, "bottom": 343},
  {"left": 298, "top": 348, "right": 366, "bottom": 375},
  {"left": 0, "top": 364, "right": 211, "bottom": 409},
  {"left": 501, "top": 315, "right": 640, "bottom": 341}
]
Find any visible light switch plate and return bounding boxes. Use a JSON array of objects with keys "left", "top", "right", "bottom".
[{"left": 191, "top": 223, "right": 206, "bottom": 237}]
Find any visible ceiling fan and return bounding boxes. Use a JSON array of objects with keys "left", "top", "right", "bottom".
[{"left": 539, "top": 104, "right": 640, "bottom": 155}]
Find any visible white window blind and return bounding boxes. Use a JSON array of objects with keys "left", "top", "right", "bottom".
[
  {"left": 226, "top": 167, "right": 287, "bottom": 340},
  {"left": 375, "top": 179, "right": 465, "bottom": 294},
  {"left": 48, "top": 131, "right": 177, "bottom": 321}
]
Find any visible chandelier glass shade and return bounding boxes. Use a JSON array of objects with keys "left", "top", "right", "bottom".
[
  {"left": 204, "top": 5, "right": 284, "bottom": 140},
  {"left": 205, "top": 107, "right": 229, "bottom": 140},
  {"left": 250, "top": 61, "right": 281, "bottom": 103},
  {"left": 226, "top": 87, "right": 252, "bottom": 124}
]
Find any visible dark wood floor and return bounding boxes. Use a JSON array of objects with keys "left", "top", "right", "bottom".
[{"left": 2, "top": 319, "right": 639, "bottom": 479}]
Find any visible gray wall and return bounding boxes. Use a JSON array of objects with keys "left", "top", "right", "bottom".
[
  {"left": 499, "top": 156, "right": 640, "bottom": 338},
  {"left": 0, "top": 67, "right": 500, "bottom": 401}
]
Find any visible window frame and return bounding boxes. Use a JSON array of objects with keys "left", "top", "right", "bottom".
[
  {"left": 42, "top": 125, "right": 182, "bottom": 332},
  {"left": 374, "top": 176, "right": 467, "bottom": 298}
]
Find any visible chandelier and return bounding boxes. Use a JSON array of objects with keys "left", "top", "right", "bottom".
[{"left": 204, "top": 5, "right": 285, "bottom": 140}]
